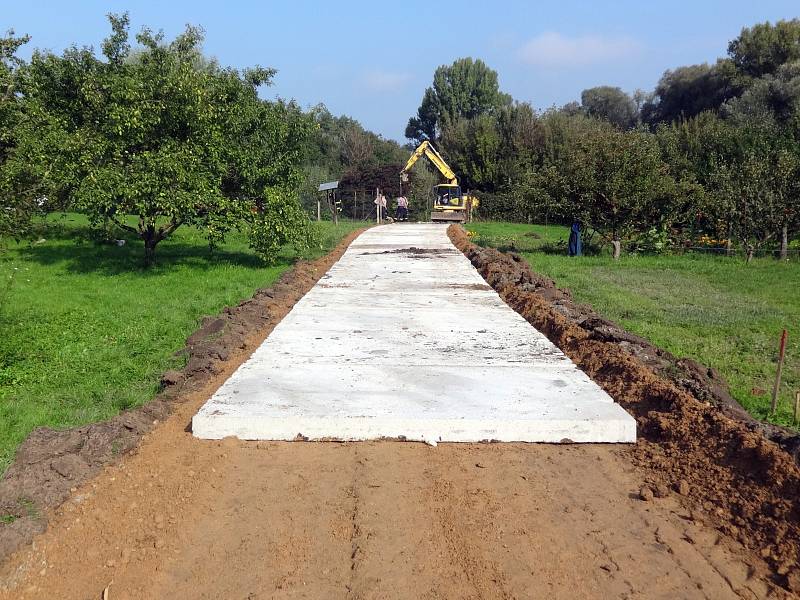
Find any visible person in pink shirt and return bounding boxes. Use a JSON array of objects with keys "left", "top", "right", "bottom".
[{"left": 396, "top": 195, "right": 409, "bottom": 222}]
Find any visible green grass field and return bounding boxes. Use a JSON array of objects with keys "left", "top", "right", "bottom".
[
  {"left": 468, "top": 221, "right": 800, "bottom": 428},
  {"left": 0, "top": 214, "right": 365, "bottom": 473}
]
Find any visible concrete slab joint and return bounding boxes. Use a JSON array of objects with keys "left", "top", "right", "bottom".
[{"left": 193, "top": 224, "right": 636, "bottom": 443}]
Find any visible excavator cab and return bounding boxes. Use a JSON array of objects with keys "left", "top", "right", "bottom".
[
  {"left": 435, "top": 184, "right": 462, "bottom": 207},
  {"left": 432, "top": 184, "right": 468, "bottom": 222}
]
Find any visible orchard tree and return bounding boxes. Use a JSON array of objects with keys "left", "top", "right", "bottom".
[
  {"left": 722, "top": 64, "right": 800, "bottom": 256},
  {"left": 405, "top": 58, "right": 510, "bottom": 143},
  {"left": 773, "top": 147, "right": 800, "bottom": 259},
  {"left": 654, "top": 112, "right": 737, "bottom": 241},
  {"left": 0, "top": 31, "right": 30, "bottom": 166},
  {"left": 694, "top": 113, "right": 797, "bottom": 262},
  {"left": 580, "top": 86, "right": 638, "bottom": 129},
  {"left": 710, "top": 152, "right": 784, "bottom": 262},
  {"left": 560, "top": 128, "right": 676, "bottom": 258},
  {"left": 9, "top": 14, "right": 314, "bottom": 265},
  {"left": 0, "top": 30, "right": 36, "bottom": 243}
]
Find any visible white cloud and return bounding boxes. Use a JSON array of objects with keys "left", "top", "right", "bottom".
[
  {"left": 519, "top": 32, "right": 641, "bottom": 68},
  {"left": 361, "top": 70, "right": 413, "bottom": 93}
]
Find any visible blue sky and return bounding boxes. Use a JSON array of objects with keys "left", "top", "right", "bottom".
[{"left": 3, "top": 1, "right": 799, "bottom": 141}]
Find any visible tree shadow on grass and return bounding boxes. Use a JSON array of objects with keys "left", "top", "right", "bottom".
[{"left": 16, "top": 237, "right": 289, "bottom": 276}]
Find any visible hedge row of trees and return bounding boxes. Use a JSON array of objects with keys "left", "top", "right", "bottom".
[
  {"left": 406, "top": 21, "right": 800, "bottom": 260},
  {"left": 299, "top": 105, "right": 407, "bottom": 215},
  {"left": 0, "top": 14, "right": 406, "bottom": 265}
]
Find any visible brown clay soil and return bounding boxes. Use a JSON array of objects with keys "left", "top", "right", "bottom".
[{"left": 0, "top": 225, "right": 798, "bottom": 599}]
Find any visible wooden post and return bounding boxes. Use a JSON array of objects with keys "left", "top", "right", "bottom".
[
  {"left": 780, "top": 224, "right": 788, "bottom": 260},
  {"left": 770, "top": 329, "right": 788, "bottom": 415},
  {"left": 317, "top": 198, "right": 321, "bottom": 222},
  {"left": 794, "top": 390, "right": 800, "bottom": 424}
]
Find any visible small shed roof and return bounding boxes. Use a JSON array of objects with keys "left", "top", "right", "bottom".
[{"left": 318, "top": 181, "right": 339, "bottom": 192}]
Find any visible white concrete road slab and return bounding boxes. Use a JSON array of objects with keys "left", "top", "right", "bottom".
[{"left": 192, "top": 224, "right": 636, "bottom": 444}]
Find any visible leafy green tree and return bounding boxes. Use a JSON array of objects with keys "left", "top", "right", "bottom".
[
  {"left": 580, "top": 86, "right": 637, "bottom": 129},
  {"left": 0, "top": 30, "right": 35, "bottom": 243},
  {"left": 558, "top": 128, "right": 676, "bottom": 258},
  {"left": 728, "top": 19, "right": 800, "bottom": 80},
  {"left": 538, "top": 109, "right": 609, "bottom": 170},
  {"left": 494, "top": 102, "right": 544, "bottom": 179},
  {"left": 299, "top": 104, "right": 406, "bottom": 216},
  {"left": 653, "top": 112, "right": 731, "bottom": 244},
  {"left": 710, "top": 151, "right": 783, "bottom": 262},
  {"left": 440, "top": 113, "right": 502, "bottom": 191},
  {"left": 478, "top": 109, "right": 607, "bottom": 224},
  {"left": 641, "top": 63, "right": 737, "bottom": 125},
  {"left": 722, "top": 67, "right": 800, "bottom": 256},
  {"left": 405, "top": 58, "right": 510, "bottom": 143},
  {"left": 504, "top": 165, "right": 561, "bottom": 224},
  {"left": 405, "top": 87, "right": 439, "bottom": 144},
  {"left": 9, "top": 14, "right": 314, "bottom": 265},
  {"left": 773, "top": 147, "right": 800, "bottom": 259},
  {"left": 0, "top": 31, "right": 29, "bottom": 166},
  {"left": 723, "top": 61, "right": 800, "bottom": 125}
]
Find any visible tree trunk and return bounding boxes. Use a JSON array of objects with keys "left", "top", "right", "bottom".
[
  {"left": 143, "top": 235, "right": 158, "bottom": 267},
  {"left": 611, "top": 239, "right": 621, "bottom": 260},
  {"left": 780, "top": 224, "right": 788, "bottom": 260},
  {"left": 746, "top": 244, "right": 754, "bottom": 264}
]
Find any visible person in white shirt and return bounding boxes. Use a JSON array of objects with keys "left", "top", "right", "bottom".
[
  {"left": 396, "top": 195, "right": 409, "bottom": 221},
  {"left": 374, "top": 192, "right": 387, "bottom": 222}
]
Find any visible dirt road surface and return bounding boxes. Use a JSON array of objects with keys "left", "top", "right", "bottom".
[
  {"left": 0, "top": 229, "right": 790, "bottom": 599},
  {"left": 0, "top": 388, "right": 781, "bottom": 600}
]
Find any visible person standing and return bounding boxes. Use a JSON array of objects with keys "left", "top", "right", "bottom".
[
  {"left": 396, "top": 195, "right": 409, "bottom": 222},
  {"left": 568, "top": 220, "right": 582, "bottom": 257},
  {"left": 374, "top": 190, "right": 387, "bottom": 223}
]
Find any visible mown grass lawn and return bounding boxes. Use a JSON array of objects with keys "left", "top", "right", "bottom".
[
  {"left": 0, "top": 214, "right": 366, "bottom": 473},
  {"left": 468, "top": 221, "right": 800, "bottom": 428}
]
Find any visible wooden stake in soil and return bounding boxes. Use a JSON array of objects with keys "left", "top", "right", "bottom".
[
  {"left": 770, "top": 329, "right": 788, "bottom": 415},
  {"left": 794, "top": 390, "right": 800, "bottom": 425}
]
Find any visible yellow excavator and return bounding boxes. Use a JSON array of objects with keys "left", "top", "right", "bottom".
[{"left": 400, "top": 141, "right": 478, "bottom": 223}]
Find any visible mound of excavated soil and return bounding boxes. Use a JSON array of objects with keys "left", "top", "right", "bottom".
[
  {"left": 0, "top": 228, "right": 367, "bottom": 562},
  {"left": 449, "top": 225, "right": 800, "bottom": 592}
]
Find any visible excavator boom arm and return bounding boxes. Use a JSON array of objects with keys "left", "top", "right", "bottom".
[{"left": 401, "top": 140, "right": 458, "bottom": 185}]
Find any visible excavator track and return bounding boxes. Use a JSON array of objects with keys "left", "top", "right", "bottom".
[{"left": 431, "top": 211, "right": 466, "bottom": 223}]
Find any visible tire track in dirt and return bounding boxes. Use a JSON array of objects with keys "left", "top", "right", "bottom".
[
  {"left": 423, "top": 449, "right": 513, "bottom": 600},
  {"left": 346, "top": 445, "right": 366, "bottom": 598}
]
